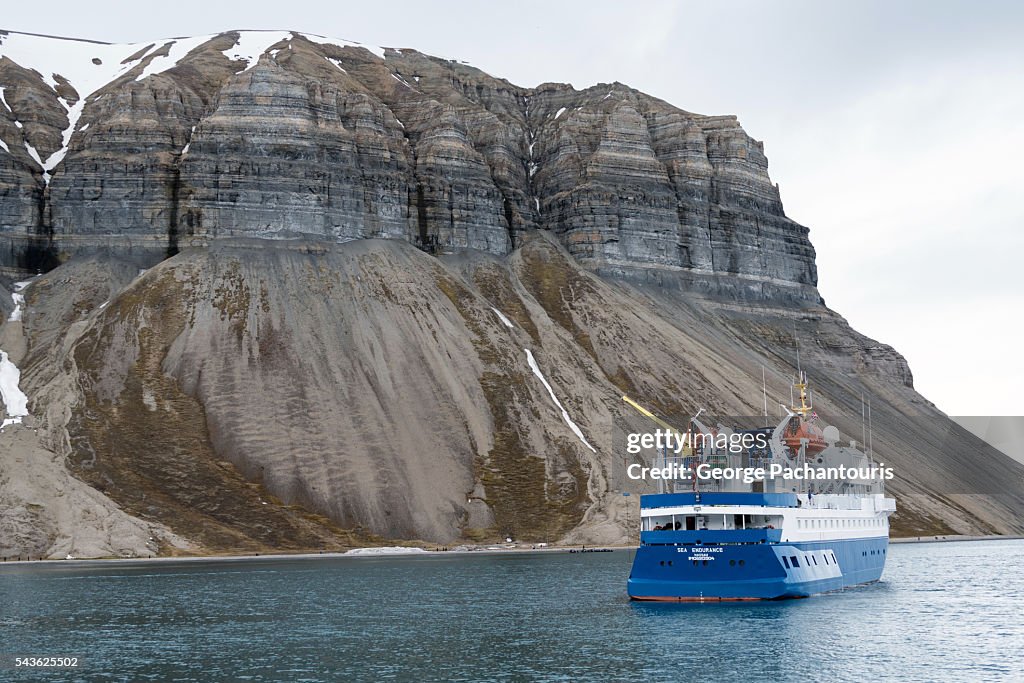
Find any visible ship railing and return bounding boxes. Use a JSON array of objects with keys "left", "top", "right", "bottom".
[
  {"left": 802, "top": 493, "right": 880, "bottom": 510},
  {"left": 640, "top": 528, "right": 783, "bottom": 546},
  {"left": 657, "top": 454, "right": 731, "bottom": 469}
]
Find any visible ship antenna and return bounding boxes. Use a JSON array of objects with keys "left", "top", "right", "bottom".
[
  {"left": 861, "top": 393, "right": 866, "bottom": 452},
  {"left": 868, "top": 395, "right": 873, "bottom": 460},
  {"left": 794, "top": 324, "right": 802, "bottom": 375},
  {"left": 762, "top": 366, "right": 769, "bottom": 428}
]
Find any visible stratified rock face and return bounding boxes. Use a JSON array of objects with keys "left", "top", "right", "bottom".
[
  {"left": 0, "top": 30, "right": 813, "bottom": 298},
  {"left": 6, "top": 29, "right": 1019, "bottom": 559},
  {"left": 6, "top": 234, "right": 1024, "bottom": 558}
]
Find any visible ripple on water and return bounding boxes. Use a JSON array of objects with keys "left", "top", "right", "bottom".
[{"left": 1, "top": 541, "right": 1023, "bottom": 682}]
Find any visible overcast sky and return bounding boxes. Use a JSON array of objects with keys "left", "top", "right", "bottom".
[{"left": 5, "top": 0, "right": 1022, "bottom": 415}]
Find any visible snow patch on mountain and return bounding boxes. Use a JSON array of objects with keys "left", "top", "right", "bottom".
[
  {"left": 134, "top": 35, "right": 214, "bottom": 82},
  {"left": 299, "top": 32, "right": 387, "bottom": 60},
  {"left": 524, "top": 349, "right": 596, "bottom": 453},
  {"left": 221, "top": 31, "right": 294, "bottom": 73}
]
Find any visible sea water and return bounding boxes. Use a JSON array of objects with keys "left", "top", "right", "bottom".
[{"left": 2, "top": 540, "right": 1022, "bottom": 682}]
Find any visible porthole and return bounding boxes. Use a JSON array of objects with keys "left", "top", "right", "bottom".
[
  {"left": 738, "top": 560, "right": 745, "bottom": 566},
  {"left": 702, "top": 560, "right": 708, "bottom": 566},
  {"left": 660, "top": 560, "right": 665, "bottom": 566},
  {"left": 730, "top": 559, "right": 736, "bottom": 566},
  {"left": 668, "top": 561, "right": 673, "bottom": 567}
]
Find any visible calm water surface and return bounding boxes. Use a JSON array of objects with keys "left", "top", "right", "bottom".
[{"left": 2, "top": 540, "right": 1023, "bottom": 682}]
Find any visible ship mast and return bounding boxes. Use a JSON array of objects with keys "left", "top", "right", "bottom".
[
  {"left": 791, "top": 326, "right": 811, "bottom": 419},
  {"left": 791, "top": 371, "right": 812, "bottom": 419}
]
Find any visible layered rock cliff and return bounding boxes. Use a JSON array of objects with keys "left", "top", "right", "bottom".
[
  {"left": 0, "top": 30, "right": 814, "bottom": 297},
  {"left": 1, "top": 30, "right": 1021, "bottom": 558}
]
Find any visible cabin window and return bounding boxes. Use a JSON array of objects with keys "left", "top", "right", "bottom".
[
  {"left": 783, "top": 557, "right": 790, "bottom": 568},
  {"left": 791, "top": 556, "right": 799, "bottom": 567},
  {"left": 811, "top": 556, "right": 818, "bottom": 565}
]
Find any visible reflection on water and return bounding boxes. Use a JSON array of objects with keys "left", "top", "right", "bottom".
[{"left": 2, "top": 541, "right": 1023, "bottom": 682}]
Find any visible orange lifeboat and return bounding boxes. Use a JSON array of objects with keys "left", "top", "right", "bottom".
[{"left": 783, "top": 418, "right": 828, "bottom": 455}]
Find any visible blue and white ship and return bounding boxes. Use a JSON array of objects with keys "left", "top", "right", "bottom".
[{"left": 626, "top": 375, "right": 896, "bottom": 601}]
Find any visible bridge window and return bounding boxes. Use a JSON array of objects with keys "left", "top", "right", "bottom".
[
  {"left": 791, "top": 556, "right": 799, "bottom": 567},
  {"left": 783, "top": 556, "right": 790, "bottom": 568}
]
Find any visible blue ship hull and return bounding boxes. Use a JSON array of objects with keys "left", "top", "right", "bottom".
[{"left": 628, "top": 535, "right": 889, "bottom": 601}]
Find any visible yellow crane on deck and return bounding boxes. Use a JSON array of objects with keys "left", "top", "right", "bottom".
[{"left": 621, "top": 395, "right": 694, "bottom": 457}]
